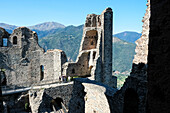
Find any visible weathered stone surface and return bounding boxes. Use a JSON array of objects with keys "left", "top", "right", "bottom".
[
  {"left": 62, "top": 8, "right": 116, "bottom": 88},
  {"left": 29, "top": 89, "right": 44, "bottom": 113},
  {"left": 29, "top": 83, "right": 73, "bottom": 113},
  {"left": 41, "top": 49, "right": 67, "bottom": 81},
  {"left": 0, "top": 27, "right": 67, "bottom": 87},
  {"left": 0, "top": 27, "right": 44, "bottom": 86},
  {"left": 68, "top": 78, "right": 117, "bottom": 113},
  {"left": 133, "top": 0, "right": 150, "bottom": 65}
]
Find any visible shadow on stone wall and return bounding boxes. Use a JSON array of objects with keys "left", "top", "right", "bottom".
[
  {"left": 111, "top": 63, "right": 147, "bottom": 113},
  {"left": 68, "top": 79, "right": 86, "bottom": 113},
  {"left": 2, "top": 92, "right": 29, "bottom": 113}
]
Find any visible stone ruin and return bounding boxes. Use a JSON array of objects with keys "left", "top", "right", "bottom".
[
  {"left": 0, "top": 8, "right": 116, "bottom": 88},
  {"left": 62, "top": 8, "right": 116, "bottom": 88},
  {"left": 1, "top": 0, "right": 170, "bottom": 112},
  {"left": 0, "top": 8, "right": 117, "bottom": 113},
  {"left": 0, "top": 27, "right": 67, "bottom": 86}
]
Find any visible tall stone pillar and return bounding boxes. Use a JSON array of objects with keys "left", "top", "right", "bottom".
[{"left": 101, "top": 8, "right": 113, "bottom": 87}]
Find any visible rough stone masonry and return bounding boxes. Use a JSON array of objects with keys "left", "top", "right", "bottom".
[
  {"left": 0, "top": 27, "right": 67, "bottom": 87},
  {"left": 1, "top": 1, "right": 170, "bottom": 112},
  {"left": 62, "top": 8, "right": 117, "bottom": 88},
  {"left": 0, "top": 8, "right": 116, "bottom": 88},
  {"left": 0, "top": 7, "right": 117, "bottom": 113}
]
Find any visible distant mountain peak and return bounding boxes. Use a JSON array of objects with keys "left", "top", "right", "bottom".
[
  {"left": 28, "top": 22, "right": 65, "bottom": 31},
  {"left": 114, "top": 31, "right": 141, "bottom": 43}
]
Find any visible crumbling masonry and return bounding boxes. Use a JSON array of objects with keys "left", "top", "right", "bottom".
[
  {"left": 0, "top": 8, "right": 116, "bottom": 88},
  {"left": 0, "top": 27, "right": 67, "bottom": 86},
  {"left": 62, "top": 8, "right": 116, "bottom": 88},
  {"left": 1, "top": 0, "right": 170, "bottom": 112}
]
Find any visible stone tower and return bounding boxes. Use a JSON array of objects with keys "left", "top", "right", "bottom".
[{"left": 62, "top": 8, "right": 116, "bottom": 88}]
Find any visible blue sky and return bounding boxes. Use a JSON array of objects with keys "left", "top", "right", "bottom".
[{"left": 0, "top": 0, "right": 147, "bottom": 34}]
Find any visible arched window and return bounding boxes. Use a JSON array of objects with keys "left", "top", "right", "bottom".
[
  {"left": 123, "top": 88, "right": 139, "bottom": 113},
  {"left": 40, "top": 65, "right": 44, "bottom": 80},
  {"left": 72, "top": 68, "right": 75, "bottom": 74},
  {"left": 91, "top": 41, "right": 94, "bottom": 45},
  {"left": 13, "top": 36, "right": 17, "bottom": 45}
]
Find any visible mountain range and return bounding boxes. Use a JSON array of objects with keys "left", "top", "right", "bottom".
[
  {"left": 0, "top": 22, "right": 141, "bottom": 73},
  {"left": 114, "top": 31, "right": 141, "bottom": 43},
  {"left": 0, "top": 22, "right": 65, "bottom": 34}
]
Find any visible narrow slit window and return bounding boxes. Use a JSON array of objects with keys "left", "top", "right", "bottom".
[
  {"left": 40, "top": 65, "right": 44, "bottom": 80},
  {"left": 93, "top": 52, "right": 96, "bottom": 59}
]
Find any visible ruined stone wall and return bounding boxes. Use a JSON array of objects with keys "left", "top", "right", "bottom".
[
  {"left": 0, "top": 27, "right": 68, "bottom": 87},
  {"left": 147, "top": 0, "right": 170, "bottom": 112},
  {"left": 0, "top": 27, "right": 44, "bottom": 86},
  {"left": 111, "top": 1, "right": 150, "bottom": 113},
  {"left": 133, "top": 1, "right": 150, "bottom": 65},
  {"left": 82, "top": 30, "right": 98, "bottom": 50},
  {"left": 29, "top": 83, "right": 73, "bottom": 113},
  {"left": 62, "top": 8, "right": 116, "bottom": 88},
  {"left": 40, "top": 49, "right": 67, "bottom": 81},
  {"left": 68, "top": 78, "right": 117, "bottom": 113}
]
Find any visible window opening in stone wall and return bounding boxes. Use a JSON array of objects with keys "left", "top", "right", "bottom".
[
  {"left": 88, "top": 52, "right": 90, "bottom": 61},
  {"left": 93, "top": 52, "right": 96, "bottom": 59},
  {"left": 72, "top": 68, "right": 75, "bottom": 74},
  {"left": 91, "top": 41, "right": 94, "bottom": 45},
  {"left": 40, "top": 65, "right": 44, "bottom": 81},
  {"left": 13, "top": 36, "right": 17, "bottom": 45},
  {"left": 2, "top": 38, "right": 8, "bottom": 47},
  {"left": 123, "top": 88, "right": 139, "bottom": 113}
]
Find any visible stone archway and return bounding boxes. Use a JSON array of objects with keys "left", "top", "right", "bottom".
[
  {"left": 50, "top": 97, "right": 63, "bottom": 111},
  {"left": 123, "top": 88, "right": 139, "bottom": 113},
  {"left": 13, "top": 36, "right": 17, "bottom": 45}
]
